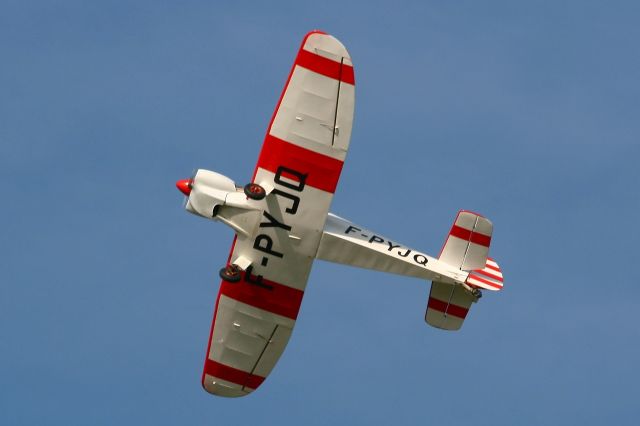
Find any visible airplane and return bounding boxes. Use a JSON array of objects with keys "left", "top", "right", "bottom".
[{"left": 175, "top": 31, "right": 504, "bottom": 397}]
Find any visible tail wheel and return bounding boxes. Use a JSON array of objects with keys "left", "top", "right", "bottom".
[
  {"left": 244, "top": 183, "right": 266, "bottom": 200},
  {"left": 472, "top": 288, "right": 483, "bottom": 299},
  {"left": 219, "top": 264, "right": 242, "bottom": 282}
]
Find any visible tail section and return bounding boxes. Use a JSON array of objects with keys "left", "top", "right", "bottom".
[
  {"left": 425, "top": 281, "right": 475, "bottom": 330},
  {"left": 438, "top": 210, "right": 492, "bottom": 271},
  {"left": 466, "top": 257, "right": 504, "bottom": 291},
  {"left": 425, "top": 211, "right": 504, "bottom": 331}
]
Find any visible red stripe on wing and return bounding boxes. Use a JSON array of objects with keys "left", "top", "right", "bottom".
[
  {"left": 201, "top": 236, "right": 238, "bottom": 391},
  {"left": 449, "top": 225, "right": 492, "bottom": 247},
  {"left": 296, "top": 48, "right": 355, "bottom": 85},
  {"left": 220, "top": 273, "right": 305, "bottom": 320},
  {"left": 204, "top": 359, "right": 265, "bottom": 390},
  {"left": 202, "top": 30, "right": 347, "bottom": 395},
  {"left": 256, "top": 135, "right": 344, "bottom": 194},
  {"left": 427, "top": 297, "right": 469, "bottom": 319}
]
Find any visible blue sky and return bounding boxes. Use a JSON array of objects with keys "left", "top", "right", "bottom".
[{"left": 2, "top": 1, "right": 640, "bottom": 424}]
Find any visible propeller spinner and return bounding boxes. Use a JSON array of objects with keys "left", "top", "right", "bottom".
[{"left": 175, "top": 179, "right": 192, "bottom": 196}]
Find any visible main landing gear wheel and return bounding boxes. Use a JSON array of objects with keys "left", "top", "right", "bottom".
[
  {"left": 244, "top": 183, "right": 266, "bottom": 200},
  {"left": 219, "top": 264, "right": 242, "bottom": 283}
]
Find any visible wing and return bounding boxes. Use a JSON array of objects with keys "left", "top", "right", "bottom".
[{"left": 202, "top": 31, "right": 355, "bottom": 397}]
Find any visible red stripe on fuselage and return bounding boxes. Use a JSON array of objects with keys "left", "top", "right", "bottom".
[
  {"left": 220, "top": 273, "right": 305, "bottom": 320},
  {"left": 449, "top": 225, "right": 492, "bottom": 247},
  {"left": 296, "top": 48, "right": 355, "bottom": 85},
  {"left": 427, "top": 297, "right": 469, "bottom": 319},
  {"left": 204, "top": 359, "right": 265, "bottom": 390},
  {"left": 256, "top": 135, "right": 344, "bottom": 194}
]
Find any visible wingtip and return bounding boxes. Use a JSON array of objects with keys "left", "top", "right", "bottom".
[
  {"left": 201, "top": 374, "right": 253, "bottom": 398},
  {"left": 307, "top": 29, "right": 328, "bottom": 36}
]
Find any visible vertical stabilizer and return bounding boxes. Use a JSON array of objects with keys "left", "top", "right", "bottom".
[{"left": 438, "top": 210, "right": 492, "bottom": 271}]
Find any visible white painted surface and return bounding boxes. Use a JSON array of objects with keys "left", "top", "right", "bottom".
[{"left": 316, "top": 214, "right": 468, "bottom": 284}]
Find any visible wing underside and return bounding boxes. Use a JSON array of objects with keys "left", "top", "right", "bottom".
[{"left": 202, "top": 31, "right": 355, "bottom": 397}]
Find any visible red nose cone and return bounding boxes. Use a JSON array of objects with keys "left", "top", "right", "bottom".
[{"left": 176, "top": 179, "right": 192, "bottom": 196}]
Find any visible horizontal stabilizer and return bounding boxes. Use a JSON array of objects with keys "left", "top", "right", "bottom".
[
  {"left": 425, "top": 281, "right": 475, "bottom": 331},
  {"left": 439, "top": 210, "right": 492, "bottom": 271}
]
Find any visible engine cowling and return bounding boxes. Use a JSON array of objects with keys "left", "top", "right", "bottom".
[
  {"left": 184, "top": 169, "right": 236, "bottom": 219},
  {"left": 178, "top": 169, "right": 264, "bottom": 237}
]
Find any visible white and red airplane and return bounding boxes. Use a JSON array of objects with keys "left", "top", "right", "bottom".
[{"left": 176, "top": 31, "right": 504, "bottom": 397}]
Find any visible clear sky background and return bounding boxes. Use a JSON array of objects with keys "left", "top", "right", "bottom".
[{"left": 2, "top": 1, "right": 639, "bottom": 424}]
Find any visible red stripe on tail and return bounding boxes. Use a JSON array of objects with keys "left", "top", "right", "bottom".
[
  {"left": 468, "top": 273, "right": 503, "bottom": 289},
  {"left": 484, "top": 263, "right": 501, "bottom": 273},
  {"left": 449, "top": 225, "right": 492, "bottom": 247},
  {"left": 474, "top": 268, "right": 503, "bottom": 282},
  {"left": 427, "top": 297, "right": 469, "bottom": 319}
]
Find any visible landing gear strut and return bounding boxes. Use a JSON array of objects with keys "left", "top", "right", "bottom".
[
  {"left": 219, "top": 264, "right": 243, "bottom": 283},
  {"left": 244, "top": 183, "right": 266, "bottom": 200}
]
